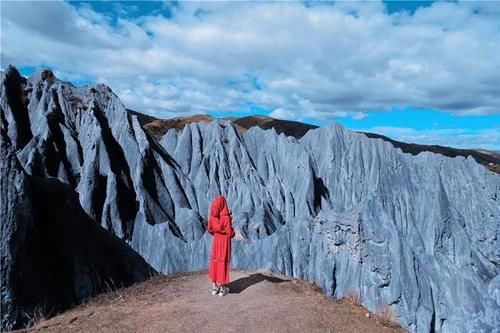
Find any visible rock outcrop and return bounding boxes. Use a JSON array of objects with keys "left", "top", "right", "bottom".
[
  {"left": 1, "top": 66, "right": 499, "bottom": 332},
  {"left": 1, "top": 67, "right": 155, "bottom": 331}
]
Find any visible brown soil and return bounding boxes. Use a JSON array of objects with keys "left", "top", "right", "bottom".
[
  {"left": 143, "top": 114, "right": 213, "bottom": 139},
  {"left": 23, "top": 270, "right": 405, "bottom": 333}
]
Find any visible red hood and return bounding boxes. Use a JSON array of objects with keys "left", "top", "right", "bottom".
[{"left": 211, "top": 195, "right": 230, "bottom": 218}]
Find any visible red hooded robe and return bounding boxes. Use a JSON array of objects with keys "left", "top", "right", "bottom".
[{"left": 208, "top": 195, "right": 235, "bottom": 285}]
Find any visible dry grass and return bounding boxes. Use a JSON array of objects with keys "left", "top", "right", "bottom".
[
  {"left": 23, "top": 304, "right": 53, "bottom": 329},
  {"left": 304, "top": 281, "right": 323, "bottom": 295},
  {"left": 97, "top": 277, "right": 126, "bottom": 303},
  {"left": 345, "top": 289, "right": 361, "bottom": 306},
  {"left": 375, "top": 304, "right": 401, "bottom": 329},
  {"left": 284, "top": 277, "right": 323, "bottom": 296}
]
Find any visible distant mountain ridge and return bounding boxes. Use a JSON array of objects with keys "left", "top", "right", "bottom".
[{"left": 127, "top": 110, "right": 500, "bottom": 174}]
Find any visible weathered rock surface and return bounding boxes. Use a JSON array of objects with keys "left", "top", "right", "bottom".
[
  {"left": 156, "top": 120, "right": 500, "bottom": 333},
  {"left": 0, "top": 67, "right": 155, "bottom": 331},
  {"left": 131, "top": 109, "right": 500, "bottom": 173},
  {"left": 1, "top": 65, "right": 499, "bottom": 332}
]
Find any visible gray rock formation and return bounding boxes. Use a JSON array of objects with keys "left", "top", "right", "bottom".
[
  {"left": 156, "top": 120, "right": 500, "bottom": 333},
  {"left": 1, "top": 67, "right": 155, "bottom": 331},
  {"left": 1, "top": 65, "right": 499, "bottom": 332}
]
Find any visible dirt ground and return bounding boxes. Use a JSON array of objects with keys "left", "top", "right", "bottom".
[{"left": 23, "top": 270, "right": 405, "bottom": 333}]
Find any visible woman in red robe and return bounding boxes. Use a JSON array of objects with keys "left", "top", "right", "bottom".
[{"left": 207, "top": 195, "right": 235, "bottom": 296}]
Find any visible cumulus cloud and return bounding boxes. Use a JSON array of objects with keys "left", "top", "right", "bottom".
[
  {"left": 1, "top": 0, "right": 499, "bottom": 122},
  {"left": 269, "top": 108, "right": 296, "bottom": 121},
  {"left": 351, "top": 112, "right": 368, "bottom": 120}
]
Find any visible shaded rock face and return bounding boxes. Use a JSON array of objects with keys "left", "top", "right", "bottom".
[
  {"left": 1, "top": 65, "right": 499, "bottom": 332},
  {"left": 0, "top": 67, "right": 155, "bottom": 331}
]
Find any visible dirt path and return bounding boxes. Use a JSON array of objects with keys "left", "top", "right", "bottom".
[{"left": 27, "top": 270, "right": 404, "bottom": 333}]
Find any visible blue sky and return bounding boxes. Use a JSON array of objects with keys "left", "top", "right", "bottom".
[
  {"left": 66, "top": 1, "right": 436, "bottom": 19},
  {"left": 3, "top": 1, "right": 499, "bottom": 150}
]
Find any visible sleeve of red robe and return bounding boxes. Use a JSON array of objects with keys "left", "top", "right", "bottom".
[
  {"left": 207, "top": 216, "right": 215, "bottom": 235},
  {"left": 221, "top": 215, "right": 235, "bottom": 238},
  {"left": 227, "top": 216, "right": 235, "bottom": 238}
]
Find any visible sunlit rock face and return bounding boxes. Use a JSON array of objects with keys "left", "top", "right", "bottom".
[
  {"left": 159, "top": 118, "right": 500, "bottom": 333},
  {"left": 1, "top": 66, "right": 499, "bottom": 332}
]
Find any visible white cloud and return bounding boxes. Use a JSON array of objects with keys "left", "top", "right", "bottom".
[
  {"left": 268, "top": 108, "right": 296, "bottom": 121},
  {"left": 351, "top": 112, "right": 367, "bottom": 120},
  {"left": 1, "top": 0, "right": 499, "bottom": 122}
]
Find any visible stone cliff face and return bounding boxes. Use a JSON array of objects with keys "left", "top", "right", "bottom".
[
  {"left": 0, "top": 67, "right": 155, "bottom": 331},
  {"left": 156, "top": 118, "right": 500, "bottom": 333},
  {"left": 1, "top": 66, "right": 499, "bottom": 332}
]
